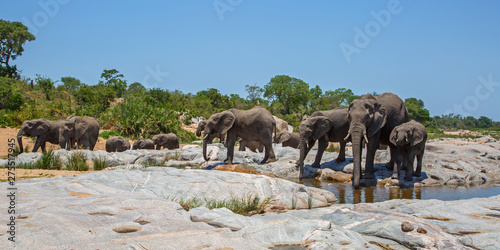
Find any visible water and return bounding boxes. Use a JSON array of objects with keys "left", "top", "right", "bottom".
[{"left": 297, "top": 179, "right": 500, "bottom": 204}]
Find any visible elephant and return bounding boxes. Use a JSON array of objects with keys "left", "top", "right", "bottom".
[
  {"left": 274, "top": 131, "right": 300, "bottom": 149},
  {"left": 345, "top": 93, "right": 409, "bottom": 189},
  {"left": 239, "top": 139, "right": 264, "bottom": 153},
  {"left": 203, "top": 106, "right": 276, "bottom": 164},
  {"left": 390, "top": 120, "right": 427, "bottom": 181},
  {"left": 296, "top": 108, "right": 350, "bottom": 178},
  {"left": 132, "top": 139, "right": 155, "bottom": 150},
  {"left": 105, "top": 136, "right": 130, "bottom": 152},
  {"left": 273, "top": 115, "right": 293, "bottom": 133},
  {"left": 66, "top": 115, "right": 100, "bottom": 150},
  {"left": 195, "top": 120, "right": 225, "bottom": 143},
  {"left": 152, "top": 133, "right": 179, "bottom": 150},
  {"left": 17, "top": 119, "right": 75, "bottom": 153}
]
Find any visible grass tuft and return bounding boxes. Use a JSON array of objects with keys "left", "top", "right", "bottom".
[
  {"left": 170, "top": 194, "right": 273, "bottom": 216},
  {"left": 92, "top": 156, "right": 108, "bottom": 171},
  {"left": 35, "top": 149, "right": 63, "bottom": 170},
  {"left": 66, "top": 151, "right": 88, "bottom": 171}
]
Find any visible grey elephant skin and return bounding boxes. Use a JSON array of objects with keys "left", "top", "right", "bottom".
[
  {"left": 203, "top": 106, "right": 276, "bottom": 164},
  {"left": 196, "top": 120, "right": 225, "bottom": 143},
  {"left": 66, "top": 115, "right": 99, "bottom": 150},
  {"left": 132, "top": 139, "right": 155, "bottom": 150},
  {"left": 390, "top": 120, "right": 428, "bottom": 181},
  {"left": 105, "top": 136, "right": 130, "bottom": 152},
  {"left": 17, "top": 118, "right": 74, "bottom": 153},
  {"left": 297, "top": 108, "right": 349, "bottom": 178},
  {"left": 274, "top": 131, "right": 300, "bottom": 149},
  {"left": 238, "top": 139, "right": 264, "bottom": 153},
  {"left": 152, "top": 133, "right": 179, "bottom": 150},
  {"left": 346, "top": 93, "right": 409, "bottom": 188}
]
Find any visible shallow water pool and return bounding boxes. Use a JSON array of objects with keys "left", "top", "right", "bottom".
[{"left": 296, "top": 179, "right": 500, "bottom": 204}]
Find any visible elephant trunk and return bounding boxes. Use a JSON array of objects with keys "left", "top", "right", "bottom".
[
  {"left": 203, "top": 132, "right": 210, "bottom": 161},
  {"left": 17, "top": 128, "right": 25, "bottom": 153},
  {"left": 350, "top": 123, "right": 366, "bottom": 189},
  {"left": 297, "top": 137, "right": 307, "bottom": 179}
]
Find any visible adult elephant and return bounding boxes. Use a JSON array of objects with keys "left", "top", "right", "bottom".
[
  {"left": 105, "top": 136, "right": 130, "bottom": 152},
  {"left": 152, "top": 133, "right": 179, "bottom": 150},
  {"left": 274, "top": 131, "right": 300, "bottom": 149},
  {"left": 195, "top": 120, "right": 225, "bottom": 143},
  {"left": 66, "top": 115, "right": 99, "bottom": 150},
  {"left": 296, "top": 108, "right": 349, "bottom": 178},
  {"left": 17, "top": 119, "right": 74, "bottom": 153},
  {"left": 345, "top": 93, "right": 409, "bottom": 189},
  {"left": 273, "top": 115, "right": 293, "bottom": 133},
  {"left": 132, "top": 139, "right": 155, "bottom": 150},
  {"left": 203, "top": 106, "right": 276, "bottom": 164}
]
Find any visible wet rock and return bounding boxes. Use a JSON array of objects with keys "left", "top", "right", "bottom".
[{"left": 316, "top": 168, "right": 352, "bottom": 183}]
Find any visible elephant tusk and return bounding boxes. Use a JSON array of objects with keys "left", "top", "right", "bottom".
[
  {"left": 203, "top": 133, "right": 209, "bottom": 140},
  {"left": 343, "top": 133, "right": 351, "bottom": 141},
  {"left": 364, "top": 134, "right": 369, "bottom": 144}
]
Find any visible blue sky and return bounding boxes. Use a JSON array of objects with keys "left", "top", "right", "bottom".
[{"left": 2, "top": 1, "right": 500, "bottom": 120}]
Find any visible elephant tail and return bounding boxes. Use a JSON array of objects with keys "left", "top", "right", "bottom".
[{"left": 273, "top": 121, "right": 277, "bottom": 144}]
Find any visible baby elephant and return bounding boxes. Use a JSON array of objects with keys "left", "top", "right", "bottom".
[
  {"left": 274, "top": 131, "right": 300, "bottom": 149},
  {"left": 152, "top": 133, "right": 179, "bottom": 150},
  {"left": 132, "top": 139, "right": 155, "bottom": 150},
  {"left": 106, "top": 136, "right": 130, "bottom": 152},
  {"left": 390, "top": 120, "right": 428, "bottom": 181}
]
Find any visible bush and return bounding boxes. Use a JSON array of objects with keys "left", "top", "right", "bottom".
[
  {"left": 35, "top": 149, "right": 63, "bottom": 170},
  {"left": 66, "top": 151, "right": 88, "bottom": 171},
  {"left": 99, "top": 130, "right": 125, "bottom": 139},
  {"left": 92, "top": 156, "right": 108, "bottom": 171}
]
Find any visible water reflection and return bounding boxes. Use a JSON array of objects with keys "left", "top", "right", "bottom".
[{"left": 298, "top": 179, "right": 500, "bottom": 204}]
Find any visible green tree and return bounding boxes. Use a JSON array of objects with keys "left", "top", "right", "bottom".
[
  {"left": 405, "top": 97, "right": 431, "bottom": 126},
  {"left": 99, "top": 69, "right": 127, "bottom": 98},
  {"left": 0, "top": 20, "right": 35, "bottom": 78},
  {"left": 0, "top": 77, "right": 23, "bottom": 110},
  {"left": 245, "top": 84, "right": 263, "bottom": 104},
  {"left": 35, "top": 75, "right": 55, "bottom": 100},
  {"left": 263, "top": 75, "right": 310, "bottom": 115},
  {"left": 127, "top": 82, "right": 146, "bottom": 96},
  {"left": 477, "top": 116, "right": 493, "bottom": 128}
]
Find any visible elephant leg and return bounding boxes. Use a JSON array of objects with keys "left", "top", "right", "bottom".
[
  {"left": 336, "top": 142, "right": 347, "bottom": 163},
  {"left": 391, "top": 149, "right": 402, "bottom": 179},
  {"left": 415, "top": 148, "right": 424, "bottom": 177},
  {"left": 41, "top": 141, "right": 47, "bottom": 152},
  {"left": 404, "top": 150, "right": 415, "bottom": 181},
  {"left": 32, "top": 137, "right": 44, "bottom": 152},
  {"left": 225, "top": 137, "right": 236, "bottom": 164},
  {"left": 262, "top": 140, "right": 276, "bottom": 164},
  {"left": 364, "top": 139, "right": 378, "bottom": 179},
  {"left": 312, "top": 137, "right": 328, "bottom": 168},
  {"left": 238, "top": 141, "right": 246, "bottom": 151},
  {"left": 385, "top": 144, "right": 397, "bottom": 170},
  {"left": 155, "top": 145, "right": 160, "bottom": 150}
]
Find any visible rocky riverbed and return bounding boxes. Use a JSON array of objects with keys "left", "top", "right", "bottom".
[{"left": 1, "top": 136, "right": 499, "bottom": 248}]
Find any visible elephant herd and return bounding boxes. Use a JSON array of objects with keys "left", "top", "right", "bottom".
[
  {"left": 17, "top": 92, "right": 426, "bottom": 188},
  {"left": 200, "top": 92, "right": 427, "bottom": 189},
  {"left": 17, "top": 116, "right": 180, "bottom": 153}
]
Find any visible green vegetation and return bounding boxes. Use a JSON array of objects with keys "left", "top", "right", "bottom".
[
  {"left": 34, "top": 150, "right": 63, "bottom": 170},
  {"left": 0, "top": 19, "right": 35, "bottom": 78},
  {"left": 173, "top": 194, "right": 273, "bottom": 216},
  {"left": 99, "top": 130, "right": 126, "bottom": 139},
  {"left": 92, "top": 156, "right": 109, "bottom": 171},
  {"left": 66, "top": 151, "right": 89, "bottom": 171}
]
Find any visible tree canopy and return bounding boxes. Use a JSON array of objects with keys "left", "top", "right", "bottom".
[
  {"left": 263, "top": 75, "right": 310, "bottom": 115},
  {"left": 0, "top": 19, "right": 35, "bottom": 78}
]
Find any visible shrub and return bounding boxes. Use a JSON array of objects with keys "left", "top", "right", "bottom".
[
  {"left": 99, "top": 130, "right": 125, "bottom": 139},
  {"left": 66, "top": 151, "right": 88, "bottom": 171},
  {"left": 92, "top": 156, "right": 108, "bottom": 171},
  {"left": 35, "top": 149, "right": 63, "bottom": 170}
]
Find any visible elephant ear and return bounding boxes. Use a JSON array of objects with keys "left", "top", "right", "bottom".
[
  {"left": 410, "top": 125, "right": 426, "bottom": 147},
  {"left": 32, "top": 120, "right": 50, "bottom": 136},
  {"left": 218, "top": 111, "right": 235, "bottom": 136},
  {"left": 276, "top": 132, "right": 291, "bottom": 143},
  {"left": 368, "top": 102, "right": 387, "bottom": 137},
  {"left": 75, "top": 121, "right": 89, "bottom": 140},
  {"left": 313, "top": 117, "right": 332, "bottom": 141},
  {"left": 389, "top": 128, "right": 398, "bottom": 146}
]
